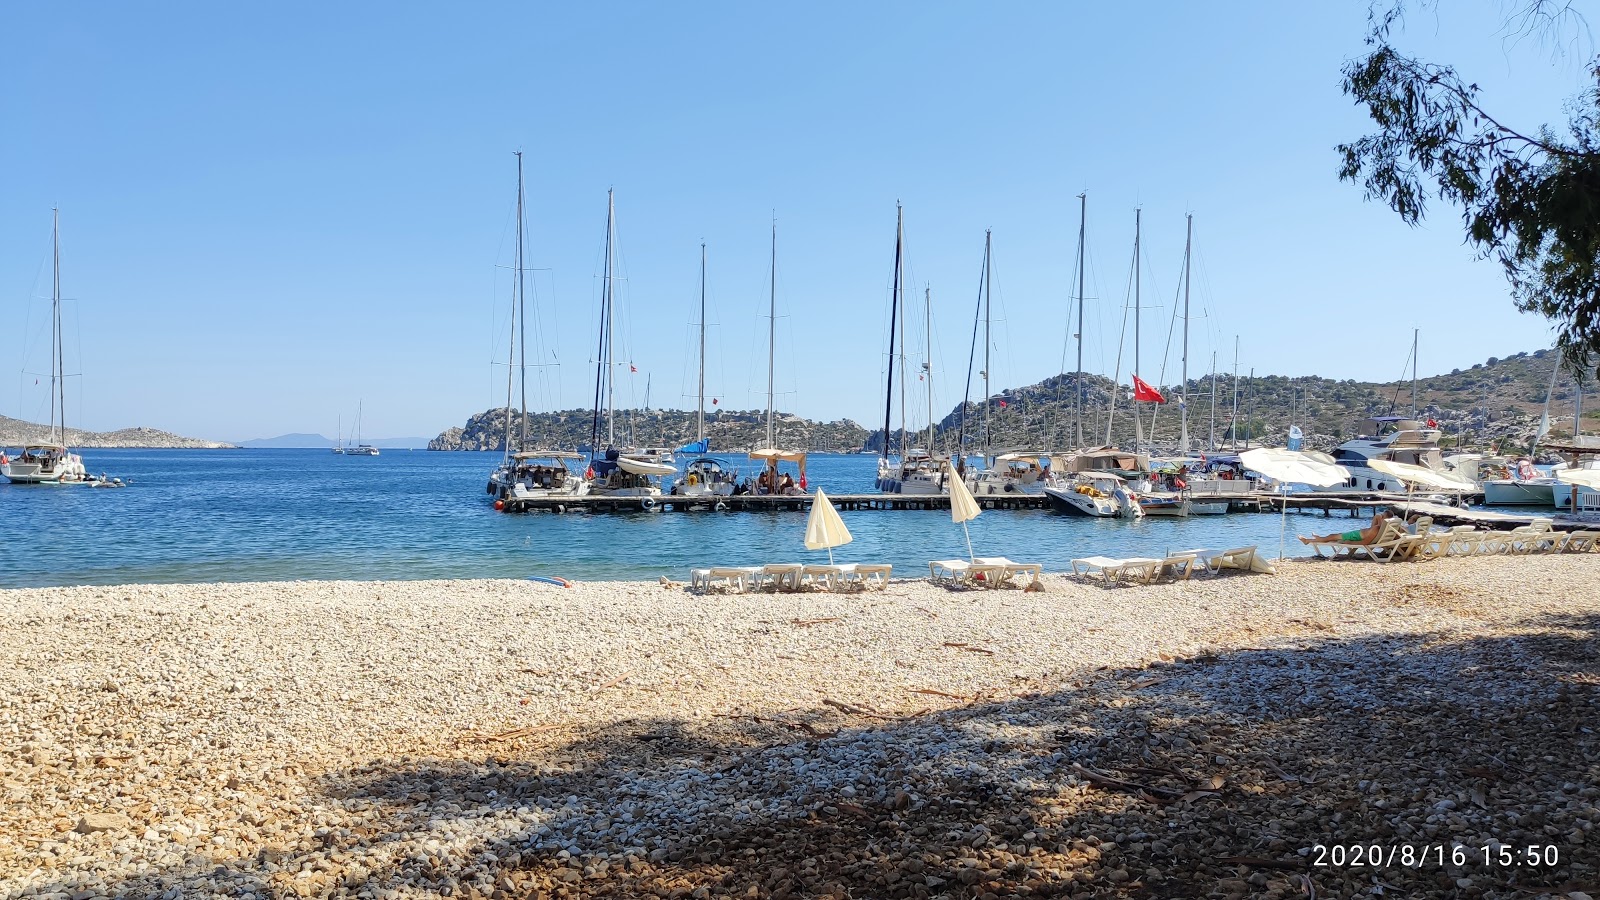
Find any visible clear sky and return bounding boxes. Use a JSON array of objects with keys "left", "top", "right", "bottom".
[{"left": 0, "top": 2, "right": 1583, "bottom": 442}]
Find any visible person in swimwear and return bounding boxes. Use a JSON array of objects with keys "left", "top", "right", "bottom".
[{"left": 1300, "top": 511, "right": 1393, "bottom": 546}]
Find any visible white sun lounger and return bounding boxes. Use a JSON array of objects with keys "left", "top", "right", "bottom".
[
  {"left": 801, "top": 563, "right": 860, "bottom": 591},
  {"left": 1562, "top": 530, "right": 1600, "bottom": 552},
  {"left": 929, "top": 559, "right": 972, "bottom": 584},
  {"left": 691, "top": 565, "right": 766, "bottom": 593},
  {"left": 855, "top": 563, "right": 893, "bottom": 589},
  {"left": 761, "top": 563, "right": 805, "bottom": 592},
  {"left": 973, "top": 557, "right": 1044, "bottom": 587},
  {"left": 1070, "top": 556, "right": 1164, "bottom": 585}
]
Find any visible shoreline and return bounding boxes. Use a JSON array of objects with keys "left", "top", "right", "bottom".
[{"left": 3, "top": 557, "right": 1596, "bottom": 898}]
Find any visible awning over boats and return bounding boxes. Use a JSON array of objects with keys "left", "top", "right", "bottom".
[
  {"left": 617, "top": 456, "right": 677, "bottom": 477},
  {"left": 1367, "top": 458, "right": 1474, "bottom": 491},
  {"left": 749, "top": 448, "right": 807, "bottom": 479},
  {"left": 511, "top": 450, "right": 583, "bottom": 461}
]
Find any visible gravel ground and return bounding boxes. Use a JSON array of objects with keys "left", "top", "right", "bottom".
[{"left": 1, "top": 556, "right": 1596, "bottom": 899}]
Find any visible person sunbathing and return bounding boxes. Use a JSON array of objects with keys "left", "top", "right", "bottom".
[{"left": 1300, "top": 511, "right": 1392, "bottom": 546}]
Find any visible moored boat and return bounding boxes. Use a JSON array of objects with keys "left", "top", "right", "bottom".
[{"left": 4, "top": 210, "right": 89, "bottom": 485}]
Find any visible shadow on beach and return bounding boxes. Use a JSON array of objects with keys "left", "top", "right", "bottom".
[{"left": 23, "top": 613, "right": 1600, "bottom": 899}]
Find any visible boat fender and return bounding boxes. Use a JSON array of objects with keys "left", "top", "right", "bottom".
[
  {"left": 686, "top": 473, "right": 699, "bottom": 486},
  {"left": 528, "top": 575, "right": 571, "bottom": 588},
  {"left": 641, "top": 496, "right": 658, "bottom": 511},
  {"left": 556, "top": 504, "right": 566, "bottom": 514},
  {"left": 493, "top": 499, "right": 505, "bottom": 511},
  {"left": 714, "top": 500, "right": 728, "bottom": 511}
]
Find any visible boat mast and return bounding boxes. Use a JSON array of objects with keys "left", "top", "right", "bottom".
[
  {"left": 1075, "top": 193, "right": 1086, "bottom": 449},
  {"left": 1180, "top": 213, "right": 1191, "bottom": 453},
  {"left": 959, "top": 234, "right": 987, "bottom": 471},
  {"left": 606, "top": 190, "right": 617, "bottom": 447},
  {"left": 516, "top": 152, "right": 529, "bottom": 452},
  {"left": 1208, "top": 350, "right": 1218, "bottom": 451},
  {"left": 1133, "top": 208, "right": 1143, "bottom": 451},
  {"left": 767, "top": 217, "right": 777, "bottom": 449},
  {"left": 972, "top": 227, "right": 985, "bottom": 458},
  {"left": 924, "top": 285, "right": 934, "bottom": 453},
  {"left": 698, "top": 242, "right": 706, "bottom": 445},
  {"left": 1231, "top": 336, "right": 1240, "bottom": 449},
  {"left": 51, "top": 208, "right": 63, "bottom": 446},
  {"left": 1410, "top": 328, "right": 1419, "bottom": 419},
  {"left": 882, "top": 206, "right": 901, "bottom": 460},
  {"left": 899, "top": 207, "right": 908, "bottom": 458}
]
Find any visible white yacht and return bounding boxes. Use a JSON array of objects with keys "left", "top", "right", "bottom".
[
  {"left": 669, "top": 457, "right": 741, "bottom": 498},
  {"left": 1320, "top": 417, "right": 1446, "bottom": 492},
  {"left": 1482, "top": 457, "right": 1560, "bottom": 506},
  {"left": 967, "top": 451, "right": 1049, "bottom": 496},
  {"left": 488, "top": 451, "right": 590, "bottom": 502},
  {"left": 877, "top": 448, "right": 949, "bottom": 495},
  {"left": 587, "top": 449, "right": 675, "bottom": 498},
  {"left": 4, "top": 211, "right": 89, "bottom": 485},
  {"left": 1041, "top": 447, "right": 1147, "bottom": 518}
]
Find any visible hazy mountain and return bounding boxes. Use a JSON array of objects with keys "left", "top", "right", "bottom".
[
  {"left": 239, "top": 434, "right": 433, "bottom": 449},
  {"left": 430, "top": 407, "right": 870, "bottom": 453}
]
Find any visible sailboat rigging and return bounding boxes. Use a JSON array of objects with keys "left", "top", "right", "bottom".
[
  {"left": 876, "top": 205, "right": 945, "bottom": 495},
  {"left": 748, "top": 216, "right": 808, "bottom": 495},
  {"left": 4, "top": 209, "right": 89, "bottom": 485}
]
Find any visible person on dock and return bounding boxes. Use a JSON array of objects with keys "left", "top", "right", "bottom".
[{"left": 1299, "top": 511, "right": 1392, "bottom": 547}]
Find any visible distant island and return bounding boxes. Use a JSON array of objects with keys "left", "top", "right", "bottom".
[
  {"left": 236, "top": 433, "right": 432, "bottom": 449},
  {"left": 0, "top": 415, "right": 235, "bottom": 449},
  {"left": 429, "top": 408, "right": 870, "bottom": 453}
]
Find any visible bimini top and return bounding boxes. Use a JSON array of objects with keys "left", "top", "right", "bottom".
[
  {"left": 748, "top": 448, "right": 807, "bottom": 463},
  {"left": 19, "top": 444, "right": 69, "bottom": 453}
]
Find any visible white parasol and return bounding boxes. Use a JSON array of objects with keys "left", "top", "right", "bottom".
[
  {"left": 1239, "top": 447, "right": 1351, "bottom": 561},
  {"left": 947, "top": 462, "right": 982, "bottom": 561}
]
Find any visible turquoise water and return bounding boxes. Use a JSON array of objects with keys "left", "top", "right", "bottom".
[{"left": 4, "top": 449, "right": 1343, "bottom": 588}]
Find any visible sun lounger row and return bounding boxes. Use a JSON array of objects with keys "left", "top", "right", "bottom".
[
  {"left": 689, "top": 563, "right": 892, "bottom": 593},
  {"left": 1312, "top": 516, "right": 1600, "bottom": 563},
  {"left": 1069, "top": 546, "right": 1257, "bottom": 585},
  {"left": 928, "top": 557, "right": 1043, "bottom": 588}
]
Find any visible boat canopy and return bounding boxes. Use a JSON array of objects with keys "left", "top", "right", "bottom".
[
  {"left": 512, "top": 450, "right": 583, "bottom": 461},
  {"left": 1053, "top": 447, "right": 1149, "bottom": 474},
  {"left": 19, "top": 444, "right": 69, "bottom": 453},
  {"left": 749, "top": 448, "right": 807, "bottom": 479},
  {"left": 617, "top": 456, "right": 677, "bottom": 477}
]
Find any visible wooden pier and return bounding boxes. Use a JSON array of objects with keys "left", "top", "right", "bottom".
[{"left": 499, "top": 492, "right": 1051, "bottom": 514}]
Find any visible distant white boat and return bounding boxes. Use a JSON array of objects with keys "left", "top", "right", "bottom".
[
  {"left": 343, "top": 402, "right": 379, "bottom": 456},
  {"left": 4, "top": 210, "right": 88, "bottom": 485}
]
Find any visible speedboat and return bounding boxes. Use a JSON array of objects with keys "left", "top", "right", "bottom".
[
  {"left": 1319, "top": 417, "right": 1446, "bottom": 492},
  {"left": 488, "top": 451, "right": 590, "bottom": 502},
  {"left": 968, "top": 451, "right": 1049, "bottom": 496},
  {"left": 876, "top": 448, "right": 948, "bottom": 494},
  {"left": 669, "top": 457, "right": 741, "bottom": 498},
  {"left": 1043, "top": 472, "right": 1142, "bottom": 518},
  {"left": 1482, "top": 457, "right": 1559, "bottom": 506},
  {"left": 1136, "top": 491, "right": 1192, "bottom": 517},
  {"left": 2, "top": 444, "right": 88, "bottom": 485}
]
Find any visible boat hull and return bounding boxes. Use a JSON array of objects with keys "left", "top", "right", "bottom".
[
  {"left": 1190, "top": 500, "right": 1229, "bottom": 515},
  {"left": 2, "top": 456, "right": 87, "bottom": 485},
  {"left": 1043, "top": 486, "right": 1119, "bottom": 517},
  {"left": 1139, "top": 495, "right": 1192, "bottom": 517},
  {"left": 1482, "top": 480, "right": 1555, "bottom": 506}
]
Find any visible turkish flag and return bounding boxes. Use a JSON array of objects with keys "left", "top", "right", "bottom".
[
  {"left": 998, "top": 399, "right": 1008, "bottom": 408},
  {"left": 630, "top": 364, "right": 637, "bottom": 373},
  {"left": 1132, "top": 375, "right": 1165, "bottom": 403}
]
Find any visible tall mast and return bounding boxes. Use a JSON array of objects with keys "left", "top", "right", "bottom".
[
  {"left": 982, "top": 229, "right": 992, "bottom": 460},
  {"left": 1180, "top": 213, "right": 1191, "bottom": 453},
  {"left": 1410, "top": 328, "right": 1419, "bottom": 419},
  {"left": 697, "top": 242, "right": 706, "bottom": 444},
  {"left": 504, "top": 159, "right": 521, "bottom": 460},
  {"left": 515, "top": 152, "right": 529, "bottom": 452},
  {"left": 1074, "top": 193, "right": 1086, "bottom": 449},
  {"left": 924, "top": 285, "right": 934, "bottom": 452},
  {"left": 767, "top": 217, "right": 777, "bottom": 448},
  {"left": 1231, "top": 336, "right": 1240, "bottom": 449},
  {"left": 1133, "top": 208, "right": 1143, "bottom": 450},
  {"left": 606, "top": 190, "right": 617, "bottom": 447},
  {"left": 51, "top": 208, "right": 63, "bottom": 445},
  {"left": 959, "top": 234, "right": 987, "bottom": 470},
  {"left": 1208, "top": 350, "right": 1218, "bottom": 451},
  {"left": 898, "top": 207, "right": 908, "bottom": 458},
  {"left": 882, "top": 205, "right": 901, "bottom": 460}
]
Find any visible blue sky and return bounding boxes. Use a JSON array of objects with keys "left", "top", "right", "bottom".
[{"left": 0, "top": 2, "right": 1582, "bottom": 442}]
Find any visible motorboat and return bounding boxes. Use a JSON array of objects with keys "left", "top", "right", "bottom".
[
  {"left": 1043, "top": 472, "right": 1142, "bottom": 518},
  {"left": 2, "top": 444, "right": 87, "bottom": 485},
  {"left": 1319, "top": 417, "right": 1446, "bottom": 492},
  {"left": 876, "top": 448, "right": 948, "bottom": 494},
  {"left": 669, "top": 457, "right": 741, "bottom": 498},
  {"left": 630, "top": 446, "right": 677, "bottom": 466},
  {"left": 488, "top": 450, "right": 589, "bottom": 502},
  {"left": 967, "top": 451, "right": 1049, "bottom": 496},
  {"left": 1137, "top": 492, "right": 1192, "bottom": 517},
  {"left": 748, "top": 449, "right": 808, "bottom": 495},
  {"left": 1482, "top": 457, "right": 1559, "bottom": 506}
]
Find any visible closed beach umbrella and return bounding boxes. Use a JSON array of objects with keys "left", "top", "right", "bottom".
[
  {"left": 1239, "top": 447, "right": 1351, "bottom": 561},
  {"left": 803, "top": 489, "right": 852, "bottom": 564},
  {"left": 948, "top": 461, "right": 982, "bottom": 561}
]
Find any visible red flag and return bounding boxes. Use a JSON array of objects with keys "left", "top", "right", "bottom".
[
  {"left": 585, "top": 466, "right": 595, "bottom": 479},
  {"left": 630, "top": 364, "right": 637, "bottom": 373},
  {"left": 712, "top": 398, "right": 718, "bottom": 405},
  {"left": 1132, "top": 375, "right": 1165, "bottom": 403},
  {"left": 998, "top": 399, "right": 1008, "bottom": 408}
]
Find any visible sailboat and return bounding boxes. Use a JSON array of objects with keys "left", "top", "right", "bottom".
[
  {"left": 1042, "top": 197, "right": 1143, "bottom": 517},
  {"left": 586, "top": 190, "right": 674, "bottom": 498},
  {"left": 1483, "top": 357, "right": 1562, "bottom": 505},
  {"left": 331, "top": 415, "right": 345, "bottom": 454},
  {"left": 876, "top": 204, "right": 947, "bottom": 495},
  {"left": 3, "top": 209, "right": 89, "bottom": 485},
  {"left": 670, "top": 243, "right": 738, "bottom": 499},
  {"left": 747, "top": 218, "right": 808, "bottom": 495},
  {"left": 345, "top": 402, "right": 380, "bottom": 456},
  {"left": 486, "top": 153, "right": 588, "bottom": 504},
  {"left": 1138, "top": 214, "right": 1195, "bottom": 517}
]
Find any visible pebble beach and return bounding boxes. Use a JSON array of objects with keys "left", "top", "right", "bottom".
[{"left": 3, "top": 557, "right": 1597, "bottom": 899}]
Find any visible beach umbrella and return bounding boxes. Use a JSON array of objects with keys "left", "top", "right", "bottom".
[
  {"left": 948, "top": 461, "right": 982, "bottom": 561},
  {"left": 1367, "top": 458, "right": 1475, "bottom": 515},
  {"left": 803, "top": 489, "right": 853, "bottom": 565},
  {"left": 1239, "top": 447, "right": 1351, "bottom": 561}
]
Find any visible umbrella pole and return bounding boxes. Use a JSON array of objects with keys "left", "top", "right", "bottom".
[
  {"left": 963, "top": 521, "right": 974, "bottom": 562},
  {"left": 1278, "top": 484, "right": 1289, "bottom": 561}
]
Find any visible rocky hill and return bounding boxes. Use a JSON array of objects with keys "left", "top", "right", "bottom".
[
  {"left": 429, "top": 407, "right": 871, "bottom": 453},
  {"left": 0, "top": 416, "right": 235, "bottom": 449},
  {"left": 915, "top": 348, "right": 1590, "bottom": 454}
]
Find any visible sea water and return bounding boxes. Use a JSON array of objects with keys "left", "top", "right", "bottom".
[{"left": 4, "top": 448, "right": 1361, "bottom": 588}]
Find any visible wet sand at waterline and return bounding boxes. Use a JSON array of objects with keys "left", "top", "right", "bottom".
[{"left": 3, "top": 557, "right": 1596, "bottom": 898}]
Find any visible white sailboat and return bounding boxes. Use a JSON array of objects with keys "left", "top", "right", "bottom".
[
  {"left": 486, "top": 153, "right": 587, "bottom": 504},
  {"left": 877, "top": 205, "right": 948, "bottom": 495},
  {"left": 670, "top": 243, "right": 740, "bottom": 499},
  {"left": 3, "top": 209, "right": 89, "bottom": 485},
  {"left": 748, "top": 217, "right": 808, "bottom": 495},
  {"left": 345, "top": 401, "right": 380, "bottom": 456}
]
